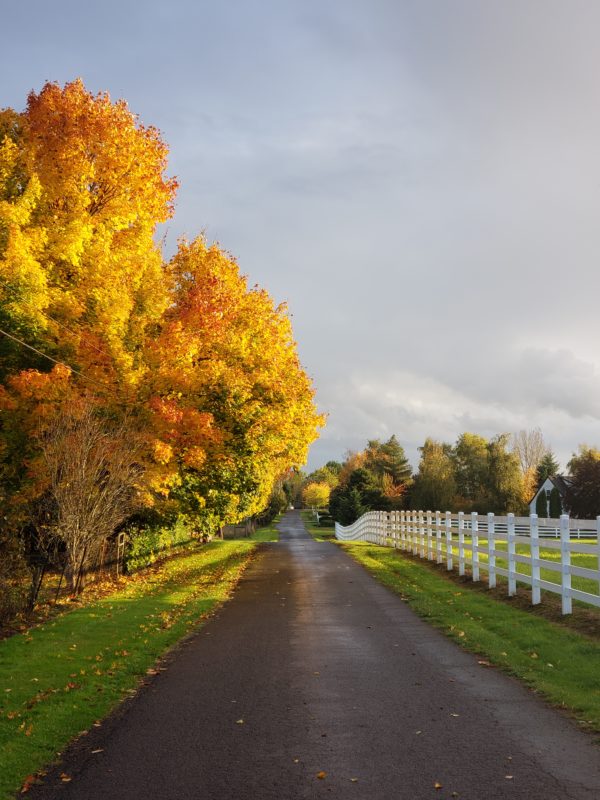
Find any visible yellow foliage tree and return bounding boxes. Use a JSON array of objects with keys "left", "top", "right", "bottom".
[
  {"left": 302, "top": 482, "right": 330, "bottom": 509},
  {"left": 0, "top": 81, "right": 323, "bottom": 547}
]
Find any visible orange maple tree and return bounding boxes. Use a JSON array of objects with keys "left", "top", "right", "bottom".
[{"left": 0, "top": 79, "right": 322, "bottom": 569}]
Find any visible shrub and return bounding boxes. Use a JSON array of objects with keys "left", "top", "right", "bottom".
[
  {"left": 124, "top": 517, "right": 195, "bottom": 572},
  {"left": 0, "top": 532, "right": 30, "bottom": 623},
  {"left": 549, "top": 487, "right": 562, "bottom": 518},
  {"left": 535, "top": 490, "right": 548, "bottom": 517}
]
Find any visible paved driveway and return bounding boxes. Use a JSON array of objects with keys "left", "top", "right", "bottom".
[{"left": 31, "top": 510, "right": 600, "bottom": 799}]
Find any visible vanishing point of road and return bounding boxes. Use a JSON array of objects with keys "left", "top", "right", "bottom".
[{"left": 30, "top": 511, "right": 600, "bottom": 799}]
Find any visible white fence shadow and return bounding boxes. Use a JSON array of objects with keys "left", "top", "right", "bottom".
[{"left": 335, "top": 510, "right": 600, "bottom": 615}]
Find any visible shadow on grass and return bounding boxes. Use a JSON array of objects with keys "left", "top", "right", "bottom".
[{"left": 0, "top": 541, "right": 256, "bottom": 800}]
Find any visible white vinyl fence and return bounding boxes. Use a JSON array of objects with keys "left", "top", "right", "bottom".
[{"left": 335, "top": 510, "right": 600, "bottom": 615}]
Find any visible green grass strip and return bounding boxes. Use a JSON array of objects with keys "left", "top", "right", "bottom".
[
  {"left": 0, "top": 540, "right": 256, "bottom": 798},
  {"left": 300, "top": 510, "right": 335, "bottom": 541},
  {"left": 340, "top": 541, "right": 600, "bottom": 733},
  {"left": 250, "top": 517, "right": 281, "bottom": 542}
]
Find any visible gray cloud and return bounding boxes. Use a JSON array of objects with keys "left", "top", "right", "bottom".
[{"left": 2, "top": 1, "right": 600, "bottom": 472}]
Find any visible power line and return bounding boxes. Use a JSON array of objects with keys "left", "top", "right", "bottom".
[
  {"left": 0, "top": 326, "right": 111, "bottom": 391},
  {"left": 0, "top": 276, "right": 113, "bottom": 361}
]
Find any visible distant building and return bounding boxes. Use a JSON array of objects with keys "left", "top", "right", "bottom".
[{"left": 529, "top": 475, "right": 573, "bottom": 516}]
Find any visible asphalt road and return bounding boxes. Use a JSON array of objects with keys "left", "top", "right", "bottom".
[{"left": 30, "top": 511, "right": 600, "bottom": 799}]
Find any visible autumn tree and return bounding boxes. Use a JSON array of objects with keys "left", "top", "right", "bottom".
[
  {"left": 328, "top": 436, "right": 411, "bottom": 523},
  {"left": 144, "top": 237, "right": 323, "bottom": 533},
  {"left": 512, "top": 428, "right": 548, "bottom": 502},
  {"left": 302, "top": 482, "right": 330, "bottom": 509},
  {"left": 411, "top": 438, "right": 456, "bottom": 511},
  {"left": 0, "top": 80, "right": 323, "bottom": 592},
  {"left": 0, "top": 80, "right": 176, "bottom": 385},
  {"left": 452, "top": 433, "right": 488, "bottom": 509},
  {"left": 564, "top": 446, "right": 600, "bottom": 518},
  {"left": 364, "top": 436, "right": 412, "bottom": 485},
  {"left": 485, "top": 434, "right": 525, "bottom": 514},
  {"left": 39, "top": 403, "right": 144, "bottom": 588}
]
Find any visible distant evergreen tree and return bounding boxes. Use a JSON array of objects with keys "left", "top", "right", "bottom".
[
  {"left": 536, "top": 451, "right": 560, "bottom": 485},
  {"left": 329, "top": 469, "right": 373, "bottom": 525},
  {"left": 535, "top": 489, "right": 548, "bottom": 517},
  {"left": 364, "top": 435, "right": 412, "bottom": 484}
]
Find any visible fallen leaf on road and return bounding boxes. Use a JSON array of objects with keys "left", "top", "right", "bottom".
[
  {"left": 477, "top": 660, "right": 491, "bottom": 667},
  {"left": 505, "top": 775, "right": 513, "bottom": 780},
  {"left": 20, "top": 775, "right": 36, "bottom": 793},
  {"left": 434, "top": 781, "right": 443, "bottom": 790},
  {"left": 91, "top": 749, "right": 103, "bottom": 754},
  {"left": 450, "top": 713, "right": 460, "bottom": 717},
  {"left": 60, "top": 773, "right": 71, "bottom": 783},
  {"left": 350, "top": 777, "right": 358, "bottom": 782},
  {"left": 235, "top": 719, "right": 244, "bottom": 725},
  {"left": 415, "top": 730, "right": 422, "bottom": 735},
  {"left": 316, "top": 771, "right": 327, "bottom": 780},
  {"left": 293, "top": 759, "right": 299, "bottom": 763}
]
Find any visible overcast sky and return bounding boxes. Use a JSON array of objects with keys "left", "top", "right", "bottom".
[{"left": 2, "top": 1, "right": 600, "bottom": 471}]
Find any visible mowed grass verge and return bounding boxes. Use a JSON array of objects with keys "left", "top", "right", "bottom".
[
  {"left": 250, "top": 516, "right": 281, "bottom": 542},
  {"left": 0, "top": 539, "right": 257, "bottom": 799},
  {"left": 339, "top": 541, "right": 600, "bottom": 733},
  {"left": 300, "top": 510, "right": 335, "bottom": 541}
]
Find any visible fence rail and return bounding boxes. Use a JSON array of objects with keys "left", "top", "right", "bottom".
[{"left": 335, "top": 510, "right": 600, "bottom": 615}]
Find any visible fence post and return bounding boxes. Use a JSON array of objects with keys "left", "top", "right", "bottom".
[
  {"left": 435, "top": 511, "right": 442, "bottom": 563},
  {"left": 412, "top": 510, "right": 419, "bottom": 556},
  {"left": 425, "top": 511, "right": 432, "bottom": 559},
  {"left": 597, "top": 516, "right": 600, "bottom": 598},
  {"left": 458, "top": 511, "right": 465, "bottom": 576},
  {"left": 530, "top": 513, "right": 541, "bottom": 605},
  {"left": 446, "top": 511, "right": 453, "bottom": 570},
  {"left": 418, "top": 510, "right": 424, "bottom": 557},
  {"left": 507, "top": 512, "right": 516, "bottom": 596},
  {"left": 487, "top": 512, "right": 496, "bottom": 589},
  {"left": 472, "top": 512, "right": 479, "bottom": 582},
  {"left": 560, "top": 514, "right": 572, "bottom": 615},
  {"left": 399, "top": 510, "right": 404, "bottom": 548}
]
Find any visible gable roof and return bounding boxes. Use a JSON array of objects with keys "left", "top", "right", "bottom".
[{"left": 548, "top": 475, "right": 573, "bottom": 496}]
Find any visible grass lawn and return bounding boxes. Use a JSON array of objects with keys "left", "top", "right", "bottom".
[
  {"left": 250, "top": 516, "right": 281, "bottom": 542},
  {"left": 449, "top": 536, "right": 600, "bottom": 596},
  {"left": 340, "top": 541, "right": 600, "bottom": 734},
  {"left": 300, "top": 510, "right": 335, "bottom": 541},
  {"left": 0, "top": 539, "right": 257, "bottom": 799}
]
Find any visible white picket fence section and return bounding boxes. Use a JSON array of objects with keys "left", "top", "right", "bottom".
[{"left": 335, "top": 510, "right": 600, "bottom": 615}]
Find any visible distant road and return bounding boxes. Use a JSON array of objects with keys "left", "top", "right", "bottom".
[{"left": 31, "top": 510, "right": 600, "bottom": 799}]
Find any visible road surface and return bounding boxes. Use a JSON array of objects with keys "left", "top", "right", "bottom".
[{"left": 30, "top": 511, "right": 600, "bottom": 799}]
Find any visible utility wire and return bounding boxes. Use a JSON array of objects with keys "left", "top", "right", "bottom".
[
  {"left": 0, "top": 326, "right": 112, "bottom": 391},
  {"left": 0, "top": 276, "right": 113, "bottom": 361}
]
